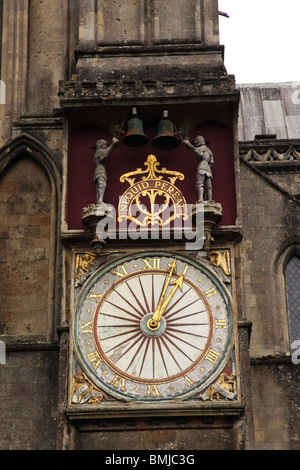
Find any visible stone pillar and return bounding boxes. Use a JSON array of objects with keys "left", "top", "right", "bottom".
[
  {"left": 27, "top": 0, "right": 67, "bottom": 114},
  {"left": 0, "top": 0, "right": 29, "bottom": 143}
]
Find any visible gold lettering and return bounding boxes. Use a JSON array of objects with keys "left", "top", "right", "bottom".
[
  {"left": 185, "top": 375, "right": 195, "bottom": 389},
  {"left": 147, "top": 385, "right": 162, "bottom": 397},
  {"left": 215, "top": 319, "right": 227, "bottom": 329},
  {"left": 88, "top": 289, "right": 103, "bottom": 303},
  {"left": 205, "top": 348, "right": 220, "bottom": 364},
  {"left": 87, "top": 350, "right": 102, "bottom": 369},
  {"left": 112, "top": 265, "right": 129, "bottom": 280},
  {"left": 182, "top": 265, "right": 190, "bottom": 276},
  {"left": 111, "top": 375, "right": 126, "bottom": 391},
  {"left": 205, "top": 287, "right": 217, "bottom": 299},
  {"left": 175, "top": 198, "right": 183, "bottom": 206},
  {"left": 81, "top": 320, "right": 93, "bottom": 334},
  {"left": 142, "top": 258, "right": 161, "bottom": 270}
]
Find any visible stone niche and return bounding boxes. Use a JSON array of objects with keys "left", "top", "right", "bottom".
[{"left": 0, "top": 155, "right": 52, "bottom": 337}]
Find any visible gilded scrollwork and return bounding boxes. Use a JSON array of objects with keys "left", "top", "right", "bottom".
[
  {"left": 120, "top": 154, "right": 185, "bottom": 187},
  {"left": 75, "top": 253, "right": 111, "bottom": 287},
  {"left": 72, "top": 373, "right": 104, "bottom": 405},
  {"left": 75, "top": 253, "right": 98, "bottom": 282},
  {"left": 201, "top": 373, "right": 236, "bottom": 402}
]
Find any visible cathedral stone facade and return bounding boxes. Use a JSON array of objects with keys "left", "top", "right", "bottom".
[{"left": 0, "top": 1, "right": 299, "bottom": 450}]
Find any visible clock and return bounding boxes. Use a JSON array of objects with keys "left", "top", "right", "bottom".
[{"left": 73, "top": 251, "right": 234, "bottom": 403}]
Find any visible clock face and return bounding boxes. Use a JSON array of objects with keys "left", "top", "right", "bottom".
[{"left": 74, "top": 252, "right": 234, "bottom": 402}]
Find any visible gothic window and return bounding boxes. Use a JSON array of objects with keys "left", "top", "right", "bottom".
[{"left": 285, "top": 256, "right": 300, "bottom": 347}]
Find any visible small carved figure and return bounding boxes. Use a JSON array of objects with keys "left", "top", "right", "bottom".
[
  {"left": 75, "top": 253, "right": 97, "bottom": 281},
  {"left": 183, "top": 135, "right": 214, "bottom": 202},
  {"left": 208, "top": 373, "right": 236, "bottom": 401},
  {"left": 93, "top": 136, "right": 119, "bottom": 205}
]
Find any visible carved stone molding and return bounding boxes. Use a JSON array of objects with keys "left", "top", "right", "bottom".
[
  {"left": 192, "top": 201, "right": 223, "bottom": 250},
  {"left": 240, "top": 141, "right": 300, "bottom": 173},
  {"left": 81, "top": 203, "right": 115, "bottom": 252}
]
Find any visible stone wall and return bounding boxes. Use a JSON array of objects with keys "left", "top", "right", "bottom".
[
  {"left": 27, "top": 0, "right": 67, "bottom": 114},
  {"left": 74, "top": 423, "right": 243, "bottom": 450},
  {"left": 0, "top": 130, "right": 62, "bottom": 450},
  {"left": 0, "top": 349, "right": 59, "bottom": 450},
  {"left": 78, "top": 0, "right": 219, "bottom": 47},
  {"left": 250, "top": 361, "right": 300, "bottom": 450},
  {"left": 240, "top": 159, "right": 300, "bottom": 449}
]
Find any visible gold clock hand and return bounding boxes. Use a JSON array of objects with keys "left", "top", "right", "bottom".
[
  {"left": 156, "top": 274, "right": 184, "bottom": 320},
  {"left": 156, "top": 265, "right": 189, "bottom": 321},
  {"left": 148, "top": 259, "right": 177, "bottom": 329},
  {"left": 148, "top": 264, "right": 189, "bottom": 330}
]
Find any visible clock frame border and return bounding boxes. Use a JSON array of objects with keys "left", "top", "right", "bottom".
[{"left": 66, "top": 245, "right": 243, "bottom": 420}]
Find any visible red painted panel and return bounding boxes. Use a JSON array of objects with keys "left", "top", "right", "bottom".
[{"left": 67, "top": 121, "right": 236, "bottom": 230}]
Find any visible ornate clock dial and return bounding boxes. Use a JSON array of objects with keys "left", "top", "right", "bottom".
[{"left": 74, "top": 252, "right": 233, "bottom": 402}]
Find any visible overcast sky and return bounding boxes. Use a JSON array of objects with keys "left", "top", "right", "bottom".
[{"left": 218, "top": 0, "right": 300, "bottom": 84}]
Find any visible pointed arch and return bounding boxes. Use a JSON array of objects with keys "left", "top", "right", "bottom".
[
  {"left": 274, "top": 236, "right": 300, "bottom": 355},
  {"left": 285, "top": 256, "right": 300, "bottom": 346},
  {"left": 0, "top": 133, "right": 62, "bottom": 341},
  {"left": 0, "top": 133, "right": 61, "bottom": 188}
]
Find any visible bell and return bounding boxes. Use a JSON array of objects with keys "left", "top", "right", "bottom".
[
  {"left": 123, "top": 108, "right": 149, "bottom": 147},
  {"left": 152, "top": 111, "right": 181, "bottom": 150}
]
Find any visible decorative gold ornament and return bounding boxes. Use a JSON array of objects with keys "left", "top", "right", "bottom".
[
  {"left": 118, "top": 154, "right": 188, "bottom": 228},
  {"left": 201, "top": 372, "right": 236, "bottom": 401},
  {"left": 72, "top": 373, "right": 104, "bottom": 405},
  {"left": 75, "top": 253, "right": 98, "bottom": 281},
  {"left": 209, "top": 250, "right": 231, "bottom": 276}
]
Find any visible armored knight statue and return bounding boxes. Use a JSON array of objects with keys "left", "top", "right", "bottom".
[
  {"left": 183, "top": 134, "right": 214, "bottom": 202},
  {"left": 93, "top": 136, "right": 119, "bottom": 205}
]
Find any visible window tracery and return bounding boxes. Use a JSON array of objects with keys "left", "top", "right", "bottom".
[{"left": 285, "top": 256, "right": 300, "bottom": 347}]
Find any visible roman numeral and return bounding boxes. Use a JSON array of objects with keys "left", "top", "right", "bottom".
[
  {"left": 111, "top": 375, "right": 126, "bottom": 391},
  {"left": 146, "top": 385, "right": 162, "bottom": 397},
  {"left": 87, "top": 350, "right": 102, "bottom": 370},
  {"left": 112, "top": 265, "right": 128, "bottom": 280},
  {"left": 205, "top": 348, "right": 220, "bottom": 364},
  {"left": 142, "top": 258, "right": 161, "bottom": 270},
  {"left": 215, "top": 319, "right": 227, "bottom": 329},
  {"left": 205, "top": 287, "right": 217, "bottom": 299},
  {"left": 185, "top": 375, "right": 195, "bottom": 389},
  {"left": 88, "top": 288, "right": 102, "bottom": 303},
  {"left": 81, "top": 320, "right": 93, "bottom": 334}
]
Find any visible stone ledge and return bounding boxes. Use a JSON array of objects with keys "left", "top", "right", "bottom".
[
  {"left": 250, "top": 355, "right": 293, "bottom": 366},
  {"left": 59, "top": 80, "right": 237, "bottom": 106},
  {"left": 66, "top": 402, "right": 244, "bottom": 422},
  {"left": 0, "top": 336, "right": 60, "bottom": 352}
]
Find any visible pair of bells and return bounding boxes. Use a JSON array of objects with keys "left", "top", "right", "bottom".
[{"left": 123, "top": 109, "right": 181, "bottom": 150}]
